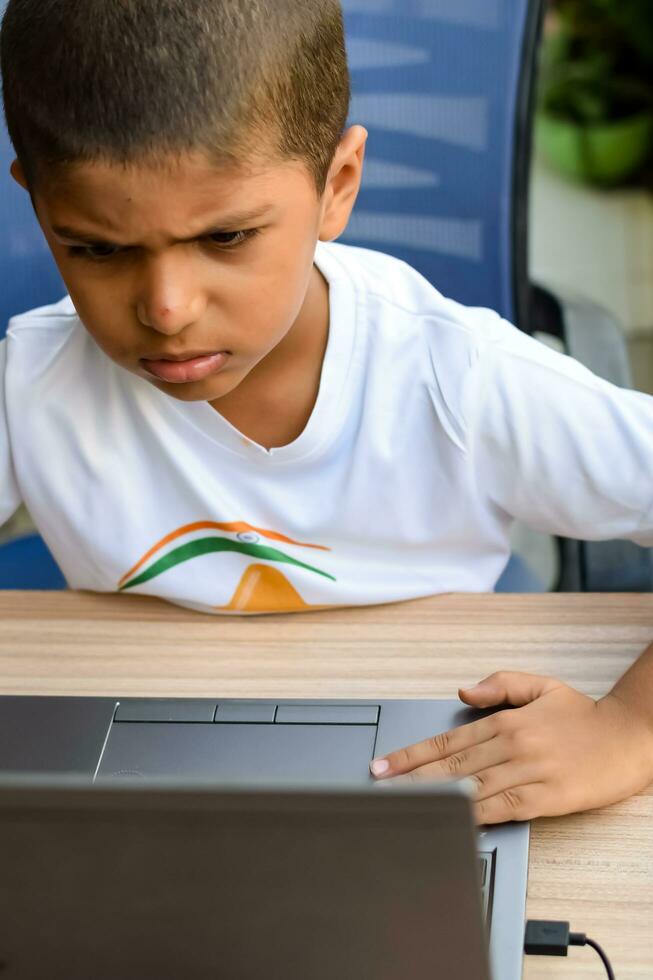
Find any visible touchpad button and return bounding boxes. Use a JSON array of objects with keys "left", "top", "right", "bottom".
[{"left": 96, "top": 723, "right": 377, "bottom": 784}]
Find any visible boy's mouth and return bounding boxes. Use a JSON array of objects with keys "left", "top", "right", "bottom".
[{"left": 140, "top": 351, "right": 230, "bottom": 383}]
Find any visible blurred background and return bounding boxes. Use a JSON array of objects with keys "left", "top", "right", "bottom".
[{"left": 532, "top": 0, "right": 653, "bottom": 393}]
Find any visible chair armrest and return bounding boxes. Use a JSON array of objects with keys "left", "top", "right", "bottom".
[
  {"left": 530, "top": 281, "right": 633, "bottom": 387},
  {"left": 529, "top": 282, "right": 652, "bottom": 592}
]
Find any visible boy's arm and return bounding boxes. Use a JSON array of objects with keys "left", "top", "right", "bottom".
[
  {"left": 457, "top": 317, "right": 653, "bottom": 552},
  {"left": 608, "top": 639, "right": 653, "bottom": 732},
  {"left": 382, "top": 308, "right": 653, "bottom": 822},
  {"left": 369, "top": 644, "right": 653, "bottom": 825}
]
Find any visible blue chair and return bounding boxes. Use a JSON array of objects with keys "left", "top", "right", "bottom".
[
  {"left": 0, "top": 534, "right": 67, "bottom": 589},
  {"left": 339, "top": 0, "right": 651, "bottom": 592}
]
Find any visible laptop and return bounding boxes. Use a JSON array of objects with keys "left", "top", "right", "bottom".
[{"left": 0, "top": 696, "right": 529, "bottom": 979}]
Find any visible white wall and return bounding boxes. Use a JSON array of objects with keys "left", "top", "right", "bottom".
[{"left": 529, "top": 150, "right": 653, "bottom": 394}]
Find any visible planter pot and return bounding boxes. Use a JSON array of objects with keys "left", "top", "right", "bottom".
[{"left": 536, "top": 110, "right": 653, "bottom": 186}]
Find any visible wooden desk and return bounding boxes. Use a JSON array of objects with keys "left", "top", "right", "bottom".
[{"left": 1, "top": 592, "right": 651, "bottom": 978}]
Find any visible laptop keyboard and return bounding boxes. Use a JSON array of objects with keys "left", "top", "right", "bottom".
[{"left": 478, "top": 851, "right": 494, "bottom": 926}]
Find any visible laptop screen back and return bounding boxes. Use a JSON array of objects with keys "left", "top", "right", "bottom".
[{"left": 0, "top": 782, "right": 491, "bottom": 980}]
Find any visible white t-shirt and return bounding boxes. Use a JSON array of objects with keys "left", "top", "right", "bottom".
[{"left": 1, "top": 241, "right": 652, "bottom": 614}]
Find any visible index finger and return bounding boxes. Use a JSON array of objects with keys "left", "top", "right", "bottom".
[{"left": 369, "top": 713, "right": 500, "bottom": 778}]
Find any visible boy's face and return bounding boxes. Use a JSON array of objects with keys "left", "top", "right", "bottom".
[{"left": 10, "top": 125, "right": 366, "bottom": 405}]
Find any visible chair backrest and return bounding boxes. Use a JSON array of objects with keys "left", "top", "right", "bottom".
[
  {"left": 340, "top": 0, "right": 544, "bottom": 332},
  {"left": 0, "top": 534, "right": 67, "bottom": 589},
  {"left": 0, "top": 146, "right": 66, "bottom": 340}
]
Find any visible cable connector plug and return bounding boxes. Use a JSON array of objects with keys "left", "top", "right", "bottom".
[{"left": 524, "top": 919, "right": 570, "bottom": 956}]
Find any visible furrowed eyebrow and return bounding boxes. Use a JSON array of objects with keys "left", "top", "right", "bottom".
[{"left": 52, "top": 204, "right": 272, "bottom": 246}]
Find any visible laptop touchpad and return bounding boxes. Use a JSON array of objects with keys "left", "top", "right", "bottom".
[{"left": 97, "top": 704, "right": 379, "bottom": 785}]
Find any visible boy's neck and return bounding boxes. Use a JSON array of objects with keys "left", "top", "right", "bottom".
[{"left": 208, "top": 262, "right": 330, "bottom": 450}]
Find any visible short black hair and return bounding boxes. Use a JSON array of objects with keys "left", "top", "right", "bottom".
[{"left": 1, "top": 0, "right": 351, "bottom": 198}]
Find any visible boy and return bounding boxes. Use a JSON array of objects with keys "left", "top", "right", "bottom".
[{"left": 0, "top": 0, "right": 652, "bottom": 826}]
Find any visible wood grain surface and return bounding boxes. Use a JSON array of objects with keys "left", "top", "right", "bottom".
[{"left": 1, "top": 591, "right": 651, "bottom": 978}]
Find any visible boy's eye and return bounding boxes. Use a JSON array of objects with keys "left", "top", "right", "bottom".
[
  {"left": 66, "top": 228, "right": 257, "bottom": 261},
  {"left": 69, "top": 243, "right": 119, "bottom": 261},
  {"left": 207, "top": 230, "right": 253, "bottom": 248}
]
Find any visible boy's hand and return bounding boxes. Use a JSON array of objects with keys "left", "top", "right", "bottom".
[{"left": 369, "top": 671, "right": 653, "bottom": 824}]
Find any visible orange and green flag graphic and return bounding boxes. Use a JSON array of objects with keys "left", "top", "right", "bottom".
[{"left": 117, "top": 521, "right": 336, "bottom": 612}]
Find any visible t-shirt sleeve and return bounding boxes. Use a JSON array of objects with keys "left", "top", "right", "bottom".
[
  {"left": 0, "top": 338, "right": 23, "bottom": 529},
  {"left": 462, "top": 315, "right": 653, "bottom": 547}
]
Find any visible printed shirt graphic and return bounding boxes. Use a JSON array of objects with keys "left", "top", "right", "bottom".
[
  {"left": 118, "top": 521, "right": 336, "bottom": 612},
  {"left": 1, "top": 240, "right": 652, "bottom": 615}
]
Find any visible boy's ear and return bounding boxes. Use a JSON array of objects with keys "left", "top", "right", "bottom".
[
  {"left": 318, "top": 124, "right": 367, "bottom": 243},
  {"left": 10, "top": 158, "right": 29, "bottom": 190}
]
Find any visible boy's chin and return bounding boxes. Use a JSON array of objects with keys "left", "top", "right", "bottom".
[{"left": 144, "top": 367, "right": 247, "bottom": 403}]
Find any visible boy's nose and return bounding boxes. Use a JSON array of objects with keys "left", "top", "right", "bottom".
[
  {"left": 136, "top": 279, "right": 206, "bottom": 334},
  {"left": 136, "top": 254, "right": 208, "bottom": 333},
  {"left": 137, "top": 298, "right": 205, "bottom": 335}
]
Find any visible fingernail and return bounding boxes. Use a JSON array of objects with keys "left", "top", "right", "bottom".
[
  {"left": 370, "top": 758, "right": 390, "bottom": 776},
  {"left": 462, "top": 683, "right": 481, "bottom": 691}
]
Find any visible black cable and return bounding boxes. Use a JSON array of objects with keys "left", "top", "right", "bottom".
[
  {"left": 570, "top": 932, "right": 616, "bottom": 980},
  {"left": 524, "top": 920, "right": 615, "bottom": 978}
]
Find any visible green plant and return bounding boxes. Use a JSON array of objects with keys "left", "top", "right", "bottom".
[{"left": 539, "top": 0, "right": 653, "bottom": 124}]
